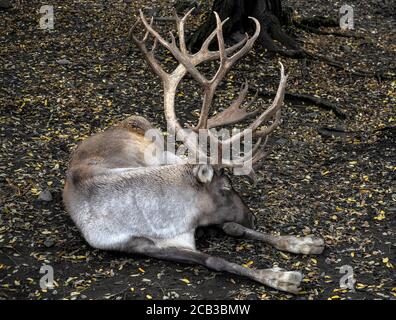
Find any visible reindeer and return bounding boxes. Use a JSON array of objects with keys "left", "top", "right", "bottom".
[{"left": 63, "top": 9, "right": 325, "bottom": 294}]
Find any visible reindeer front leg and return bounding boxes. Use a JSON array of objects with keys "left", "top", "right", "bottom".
[{"left": 222, "top": 222, "right": 325, "bottom": 255}]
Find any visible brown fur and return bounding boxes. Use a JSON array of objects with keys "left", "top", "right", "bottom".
[{"left": 67, "top": 116, "right": 157, "bottom": 187}]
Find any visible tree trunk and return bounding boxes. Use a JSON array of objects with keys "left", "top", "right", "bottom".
[
  {"left": 189, "top": 0, "right": 302, "bottom": 57},
  {"left": 0, "top": 0, "right": 12, "bottom": 10}
]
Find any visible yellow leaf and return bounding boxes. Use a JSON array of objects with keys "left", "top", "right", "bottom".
[
  {"left": 356, "top": 283, "right": 367, "bottom": 289},
  {"left": 146, "top": 294, "right": 152, "bottom": 300},
  {"left": 260, "top": 293, "right": 268, "bottom": 300},
  {"left": 31, "top": 188, "right": 40, "bottom": 195},
  {"left": 180, "top": 278, "right": 190, "bottom": 284},
  {"left": 280, "top": 252, "right": 290, "bottom": 260},
  {"left": 242, "top": 260, "right": 254, "bottom": 268},
  {"left": 383, "top": 256, "right": 394, "bottom": 268},
  {"left": 374, "top": 211, "right": 386, "bottom": 221}
]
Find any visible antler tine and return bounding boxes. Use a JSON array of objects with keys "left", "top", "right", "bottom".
[
  {"left": 197, "top": 25, "right": 247, "bottom": 59},
  {"left": 174, "top": 7, "right": 195, "bottom": 55},
  {"left": 194, "top": 14, "right": 261, "bottom": 130},
  {"left": 254, "top": 108, "right": 281, "bottom": 138},
  {"left": 228, "top": 17, "right": 261, "bottom": 63},
  {"left": 248, "top": 136, "right": 270, "bottom": 185},
  {"left": 151, "top": 37, "right": 158, "bottom": 53},
  {"left": 251, "top": 135, "right": 269, "bottom": 164},
  {"left": 194, "top": 12, "right": 230, "bottom": 130},
  {"left": 220, "top": 135, "right": 265, "bottom": 169},
  {"left": 128, "top": 18, "right": 141, "bottom": 42},
  {"left": 207, "top": 80, "right": 259, "bottom": 128},
  {"left": 224, "top": 33, "right": 249, "bottom": 56},
  {"left": 214, "top": 12, "right": 226, "bottom": 62},
  {"left": 221, "top": 62, "right": 287, "bottom": 147},
  {"left": 129, "top": 16, "right": 154, "bottom": 46},
  {"left": 220, "top": 134, "right": 269, "bottom": 187},
  {"left": 194, "top": 16, "right": 258, "bottom": 71},
  {"left": 129, "top": 15, "right": 167, "bottom": 80},
  {"left": 139, "top": 9, "right": 207, "bottom": 85},
  {"left": 238, "top": 79, "right": 250, "bottom": 100},
  {"left": 212, "top": 63, "right": 286, "bottom": 177},
  {"left": 142, "top": 17, "right": 154, "bottom": 42},
  {"left": 199, "top": 17, "right": 229, "bottom": 54}
]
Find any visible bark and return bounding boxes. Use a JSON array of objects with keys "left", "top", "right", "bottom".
[
  {"left": 0, "top": 0, "right": 12, "bottom": 10},
  {"left": 189, "top": 0, "right": 299, "bottom": 54}
]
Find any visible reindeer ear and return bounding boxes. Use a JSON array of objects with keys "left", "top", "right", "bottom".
[{"left": 193, "top": 165, "right": 214, "bottom": 184}]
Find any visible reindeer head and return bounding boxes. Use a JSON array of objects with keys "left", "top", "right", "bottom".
[{"left": 193, "top": 164, "right": 256, "bottom": 228}]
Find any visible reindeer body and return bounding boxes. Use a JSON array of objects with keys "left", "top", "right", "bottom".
[
  {"left": 65, "top": 163, "right": 203, "bottom": 251},
  {"left": 63, "top": 10, "right": 325, "bottom": 294},
  {"left": 64, "top": 117, "right": 198, "bottom": 250},
  {"left": 64, "top": 115, "right": 254, "bottom": 252}
]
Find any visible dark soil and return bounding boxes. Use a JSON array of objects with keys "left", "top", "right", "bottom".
[{"left": 0, "top": 0, "right": 395, "bottom": 300}]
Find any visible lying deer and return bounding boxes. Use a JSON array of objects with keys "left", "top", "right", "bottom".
[{"left": 63, "top": 9, "right": 325, "bottom": 294}]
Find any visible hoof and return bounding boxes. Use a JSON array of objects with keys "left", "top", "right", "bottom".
[
  {"left": 257, "top": 268, "right": 303, "bottom": 294},
  {"left": 275, "top": 236, "right": 325, "bottom": 255}
]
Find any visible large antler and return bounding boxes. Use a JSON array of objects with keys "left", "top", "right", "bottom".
[{"left": 129, "top": 8, "right": 287, "bottom": 179}]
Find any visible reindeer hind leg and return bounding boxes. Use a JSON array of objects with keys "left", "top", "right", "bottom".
[{"left": 124, "top": 235, "right": 302, "bottom": 294}]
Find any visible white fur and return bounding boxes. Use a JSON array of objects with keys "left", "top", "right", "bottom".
[
  {"left": 66, "top": 165, "right": 206, "bottom": 251},
  {"left": 282, "top": 236, "right": 325, "bottom": 255},
  {"left": 154, "top": 232, "right": 196, "bottom": 250}
]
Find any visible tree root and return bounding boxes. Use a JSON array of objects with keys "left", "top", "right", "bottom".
[
  {"left": 251, "top": 14, "right": 394, "bottom": 80},
  {"left": 285, "top": 92, "right": 347, "bottom": 119},
  {"left": 304, "top": 51, "right": 395, "bottom": 80},
  {"left": 296, "top": 16, "right": 339, "bottom": 28},
  {"left": 294, "top": 22, "right": 365, "bottom": 39},
  {"left": 317, "top": 126, "right": 396, "bottom": 140},
  {"left": 259, "top": 41, "right": 394, "bottom": 80},
  {"left": 316, "top": 127, "right": 356, "bottom": 139},
  {"left": 256, "top": 89, "right": 347, "bottom": 119},
  {"left": 258, "top": 29, "right": 305, "bottom": 58}
]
